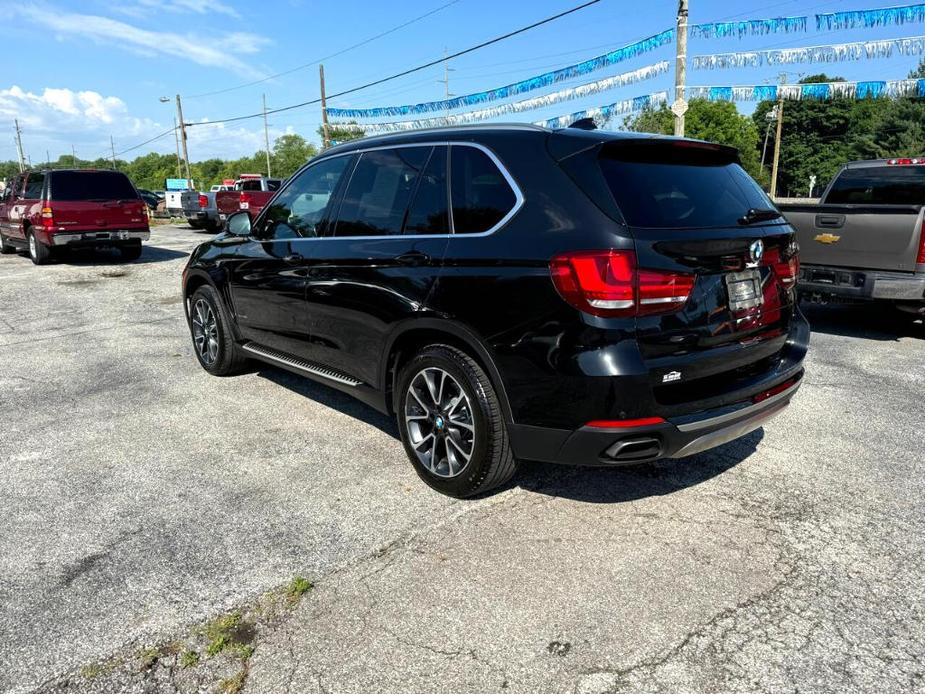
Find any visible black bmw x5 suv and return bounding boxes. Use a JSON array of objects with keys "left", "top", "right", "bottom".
[{"left": 183, "top": 124, "right": 808, "bottom": 497}]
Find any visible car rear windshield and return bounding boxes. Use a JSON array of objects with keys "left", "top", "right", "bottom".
[
  {"left": 50, "top": 171, "right": 138, "bottom": 202},
  {"left": 824, "top": 165, "right": 925, "bottom": 205},
  {"left": 599, "top": 143, "right": 776, "bottom": 228}
]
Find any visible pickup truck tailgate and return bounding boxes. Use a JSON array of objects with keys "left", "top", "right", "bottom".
[{"left": 784, "top": 203, "right": 924, "bottom": 272}]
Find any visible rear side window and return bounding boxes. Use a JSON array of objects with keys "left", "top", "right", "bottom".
[
  {"left": 335, "top": 147, "right": 431, "bottom": 237},
  {"left": 49, "top": 171, "right": 137, "bottom": 202},
  {"left": 450, "top": 146, "right": 517, "bottom": 234},
  {"left": 404, "top": 146, "right": 449, "bottom": 235},
  {"left": 267, "top": 179, "right": 282, "bottom": 191},
  {"left": 24, "top": 173, "right": 45, "bottom": 199},
  {"left": 600, "top": 144, "right": 775, "bottom": 228},
  {"left": 825, "top": 166, "right": 925, "bottom": 205}
]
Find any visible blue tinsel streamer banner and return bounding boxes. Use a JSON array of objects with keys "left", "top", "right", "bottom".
[
  {"left": 816, "top": 3, "right": 925, "bottom": 30},
  {"left": 326, "top": 29, "right": 674, "bottom": 119},
  {"left": 690, "top": 16, "right": 807, "bottom": 39}
]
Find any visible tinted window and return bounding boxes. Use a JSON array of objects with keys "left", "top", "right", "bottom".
[
  {"left": 261, "top": 155, "right": 351, "bottom": 240},
  {"left": 600, "top": 145, "right": 775, "bottom": 228},
  {"left": 267, "top": 179, "right": 282, "bottom": 191},
  {"left": 49, "top": 171, "right": 138, "bottom": 202},
  {"left": 240, "top": 180, "right": 262, "bottom": 191},
  {"left": 825, "top": 166, "right": 925, "bottom": 205},
  {"left": 403, "top": 146, "right": 449, "bottom": 235},
  {"left": 335, "top": 147, "right": 431, "bottom": 237},
  {"left": 24, "top": 173, "right": 45, "bottom": 199},
  {"left": 450, "top": 146, "right": 517, "bottom": 234}
]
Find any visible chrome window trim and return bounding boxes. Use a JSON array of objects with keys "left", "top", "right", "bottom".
[{"left": 257, "top": 141, "right": 524, "bottom": 242}]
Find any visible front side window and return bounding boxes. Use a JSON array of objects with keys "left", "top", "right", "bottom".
[
  {"left": 335, "top": 147, "right": 431, "bottom": 237},
  {"left": 260, "top": 156, "right": 352, "bottom": 240},
  {"left": 24, "top": 173, "right": 45, "bottom": 199},
  {"left": 450, "top": 146, "right": 517, "bottom": 234}
]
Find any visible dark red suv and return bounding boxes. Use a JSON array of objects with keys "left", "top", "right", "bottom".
[{"left": 0, "top": 169, "right": 150, "bottom": 264}]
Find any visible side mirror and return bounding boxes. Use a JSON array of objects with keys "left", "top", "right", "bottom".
[{"left": 226, "top": 210, "right": 252, "bottom": 237}]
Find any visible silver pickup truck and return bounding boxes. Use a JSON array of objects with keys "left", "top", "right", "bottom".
[
  {"left": 182, "top": 185, "right": 231, "bottom": 232},
  {"left": 778, "top": 158, "right": 925, "bottom": 316}
]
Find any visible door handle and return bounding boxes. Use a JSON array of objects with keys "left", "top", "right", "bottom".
[
  {"left": 815, "top": 214, "right": 845, "bottom": 228},
  {"left": 284, "top": 253, "right": 304, "bottom": 265},
  {"left": 395, "top": 251, "right": 431, "bottom": 266}
]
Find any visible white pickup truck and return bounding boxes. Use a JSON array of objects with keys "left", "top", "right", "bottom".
[{"left": 778, "top": 158, "right": 925, "bottom": 317}]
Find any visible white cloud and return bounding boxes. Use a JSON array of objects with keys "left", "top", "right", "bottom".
[
  {"left": 136, "top": 0, "right": 240, "bottom": 18},
  {"left": 13, "top": 5, "right": 270, "bottom": 78},
  {"left": 0, "top": 83, "right": 309, "bottom": 163}
]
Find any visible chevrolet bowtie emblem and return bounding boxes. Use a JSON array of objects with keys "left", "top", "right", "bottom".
[{"left": 814, "top": 233, "right": 841, "bottom": 244}]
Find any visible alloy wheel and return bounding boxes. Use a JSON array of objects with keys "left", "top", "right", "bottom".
[
  {"left": 191, "top": 299, "right": 219, "bottom": 365},
  {"left": 404, "top": 367, "right": 476, "bottom": 478}
]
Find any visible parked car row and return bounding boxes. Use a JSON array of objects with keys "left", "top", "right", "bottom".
[
  {"left": 4, "top": 124, "right": 921, "bottom": 498},
  {"left": 183, "top": 175, "right": 282, "bottom": 232}
]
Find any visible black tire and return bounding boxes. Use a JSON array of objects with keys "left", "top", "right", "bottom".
[
  {"left": 27, "top": 228, "right": 52, "bottom": 265},
  {"left": 188, "top": 219, "right": 202, "bottom": 230},
  {"left": 396, "top": 344, "right": 516, "bottom": 498},
  {"left": 0, "top": 233, "right": 15, "bottom": 254},
  {"left": 188, "top": 285, "right": 248, "bottom": 376},
  {"left": 119, "top": 241, "right": 143, "bottom": 261}
]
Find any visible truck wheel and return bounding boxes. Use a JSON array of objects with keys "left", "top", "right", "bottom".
[
  {"left": 119, "top": 242, "right": 142, "bottom": 261},
  {"left": 396, "top": 344, "right": 517, "bottom": 498},
  {"left": 27, "top": 229, "right": 52, "bottom": 265},
  {"left": 0, "top": 233, "right": 15, "bottom": 254},
  {"left": 189, "top": 285, "right": 248, "bottom": 376}
]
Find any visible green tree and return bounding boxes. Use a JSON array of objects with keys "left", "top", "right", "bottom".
[
  {"left": 318, "top": 123, "right": 365, "bottom": 147},
  {"left": 271, "top": 134, "right": 318, "bottom": 179},
  {"left": 625, "top": 99, "right": 764, "bottom": 182}
]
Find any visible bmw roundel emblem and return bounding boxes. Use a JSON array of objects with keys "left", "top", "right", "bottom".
[{"left": 749, "top": 239, "right": 764, "bottom": 265}]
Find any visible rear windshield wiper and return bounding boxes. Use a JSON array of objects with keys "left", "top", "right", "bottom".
[{"left": 738, "top": 208, "right": 783, "bottom": 225}]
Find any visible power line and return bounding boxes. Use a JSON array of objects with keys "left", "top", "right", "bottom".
[
  {"left": 186, "top": 0, "right": 603, "bottom": 127},
  {"left": 186, "top": 0, "right": 463, "bottom": 99}
]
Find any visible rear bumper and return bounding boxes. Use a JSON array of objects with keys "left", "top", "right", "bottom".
[
  {"left": 185, "top": 210, "right": 216, "bottom": 222},
  {"left": 799, "top": 264, "right": 925, "bottom": 302},
  {"left": 49, "top": 229, "right": 150, "bottom": 246},
  {"left": 510, "top": 372, "right": 802, "bottom": 466}
]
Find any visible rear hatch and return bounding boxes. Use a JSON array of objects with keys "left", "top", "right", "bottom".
[
  {"left": 597, "top": 139, "right": 801, "bottom": 408},
  {"left": 48, "top": 171, "right": 147, "bottom": 230},
  {"left": 797, "top": 163, "right": 925, "bottom": 272}
]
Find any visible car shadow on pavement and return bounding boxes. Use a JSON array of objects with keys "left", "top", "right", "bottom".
[
  {"left": 256, "top": 367, "right": 400, "bottom": 438},
  {"left": 511, "top": 430, "right": 763, "bottom": 503},
  {"left": 801, "top": 302, "right": 924, "bottom": 341},
  {"left": 258, "top": 362, "right": 763, "bottom": 502},
  {"left": 45, "top": 245, "right": 191, "bottom": 266}
]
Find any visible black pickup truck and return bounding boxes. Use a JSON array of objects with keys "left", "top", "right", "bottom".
[{"left": 778, "top": 158, "right": 925, "bottom": 316}]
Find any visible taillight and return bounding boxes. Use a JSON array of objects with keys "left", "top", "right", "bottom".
[
  {"left": 41, "top": 205, "right": 54, "bottom": 229},
  {"left": 239, "top": 192, "right": 251, "bottom": 210},
  {"left": 550, "top": 250, "right": 694, "bottom": 318},
  {"left": 199, "top": 194, "right": 208, "bottom": 208},
  {"left": 766, "top": 244, "right": 800, "bottom": 287},
  {"left": 917, "top": 220, "right": 925, "bottom": 264}
]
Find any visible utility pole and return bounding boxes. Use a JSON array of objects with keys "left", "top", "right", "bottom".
[
  {"left": 440, "top": 48, "right": 455, "bottom": 125},
  {"left": 174, "top": 94, "right": 193, "bottom": 189},
  {"left": 110, "top": 135, "right": 117, "bottom": 169},
  {"left": 46, "top": 150, "right": 50, "bottom": 168},
  {"left": 14, "top": 119, "right": 26, "bottom": 172},
  {"left": 320, "top": 64, "right": 331, "bottom": 150},
  {"left": 262, "top": 93, "right": 272, "bottom": 177},
  {"left": 672, "top": 0, "right": 689, "bottom": 137},
  {"left": 71, "top": 144, "right": 78, "bottom": 168},
  {"left": 172, "top": 117, "right": 182, "bottom": 178},
  {"left": 770, "top": 80, "right": 786, "bottom": 199}
]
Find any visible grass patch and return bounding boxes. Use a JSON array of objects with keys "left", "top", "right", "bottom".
[
  {"left": 138, "top": 646, "right": 160, "bottom": 670},
  {"left": 179, "top": 650, "right": 199, "bottom": 668},
  {"left": 203, "top": 612, "right": 242, "bottom": 657},
  {"left": 218, "top": 668, "right": 248, "bottom": 694},
  {"left": 286, "top": 576, "right": 313, "bottom": 603}
]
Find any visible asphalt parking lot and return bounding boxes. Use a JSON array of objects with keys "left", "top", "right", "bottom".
[{"left": 1, "top": 224, "right": 923, "bottom": 694}]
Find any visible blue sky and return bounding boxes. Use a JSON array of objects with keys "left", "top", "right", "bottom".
[{"left": 4, "top": 0, "right": 925, "bottom": 164}]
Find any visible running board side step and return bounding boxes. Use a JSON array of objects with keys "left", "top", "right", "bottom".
[{"left": 241, "top": 343, "right": 361, "bottom": 387}]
